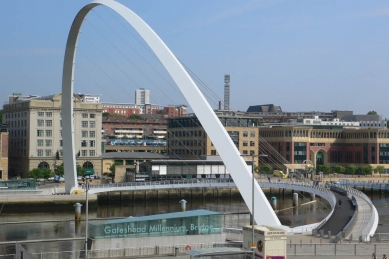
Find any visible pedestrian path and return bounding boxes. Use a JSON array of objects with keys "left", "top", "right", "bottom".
[{"left": 318, "top": 191, "right": 355, "bottom": 236}]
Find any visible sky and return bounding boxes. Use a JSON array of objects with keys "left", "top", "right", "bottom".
[{"left": 1, "top": 0, "right": 389, "bottom": 118}]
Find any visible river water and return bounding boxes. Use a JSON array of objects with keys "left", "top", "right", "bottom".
[{"left": 1, "top": 191, "right": 388, "bottom": 255}]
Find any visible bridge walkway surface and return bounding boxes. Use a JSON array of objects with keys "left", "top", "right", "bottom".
[{"left": 317, "top": 191, "right": 355, "bottom": 236}]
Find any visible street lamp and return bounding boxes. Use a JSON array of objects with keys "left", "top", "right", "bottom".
[
  {"left": 83, "top": 177, "right": 92, "bottom": 259},
  {"left": 241, "top": 153, "right": 268, "bottom": 259}
]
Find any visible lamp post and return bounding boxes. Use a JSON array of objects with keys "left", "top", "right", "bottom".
[
  {"left": 241, "top": 153, "right": 268, "bottom": 259},
  {"left": 83, "top": 177, "right": 92, "bottom": 259}
]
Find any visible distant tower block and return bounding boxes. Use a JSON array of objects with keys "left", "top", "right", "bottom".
[{"left": 224, "top": 74, "right": 230, "bottom": 110}]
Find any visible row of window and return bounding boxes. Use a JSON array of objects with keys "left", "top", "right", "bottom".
[
  {"left": 170, "top": 140, "right": 203, "bottom": 147},
  {"left": 82, "top": 121, "right": 96, "bottom": 128},
  {"left": 170, "top": 131, "right": 203, "bottom": 137},
  {"left": 38, "top": 112, "right": 52, "bottom": 117},
  {"left": 242, "top": 141, "right": 255, "bottom": 147},
  {"left": 37, "top": 120, "right": 53, "bottom": 127},
  {"left": 36, "top": 149, "right": 96, "bottom": 157},
  {"left": 171, "top": 149, "right": 202, "bottom": 156},
  {"left": 82, "top": 113, "right": 96, "bottom": 118},
  {"left": 4, "top": 111, "right": 27, "bottom": 119},
  {"left": 262, "top": 130, "right": 389, "bottom": 139}
]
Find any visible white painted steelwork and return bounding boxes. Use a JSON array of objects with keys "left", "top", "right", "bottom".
[{"left": 62, "top": 0, "right": 280, "bottom": 226}]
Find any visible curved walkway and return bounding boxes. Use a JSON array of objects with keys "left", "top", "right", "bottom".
[{"left": 317, "top": 191, "right": 355, "bottom": 236}]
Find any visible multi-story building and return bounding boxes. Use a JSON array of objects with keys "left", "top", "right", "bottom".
[
  {"left": 259, "top": 121, "right": 389, "bottom": 171},
  {"left": 135, "top": 88, "right": 150, "bottom": 105},
  {"left": 167, "top": 115, "right": 259, "bottom": 165},
  {"left": 102, "top": 102, "right": 160, "bottom": 116},
  {"left": 3, "top": 93, "right": 103, "bottom": 178},
  {"left": 102, "top": 116, "right": 167, "bottom": 140},
  {"left": 162, "top": 105, "right": 187, "bottom": 118},
  {"left": 0, "top": 125, "right": 9, "bottom": 180}
]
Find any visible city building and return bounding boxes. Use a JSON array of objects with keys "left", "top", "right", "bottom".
[
  {"left": 3, "top": 93, "right": 103, "bottom": 178},
  {"left": 102, "top": 115, "right": 167, "bottom": 140},
  {"left": 102, "top": 102, "right": 160, "bottom": 116},
  {"left": 167, "top": 115, "right": 259, "bottom": 165},
  {"left": 162, "top": 105, "right": 187, "bottom": 118},
  {"left": 135, "top": 88, "right": 150, "bottom": 105},
  {"left": 0, "top": 124, "right": 9, "bottom": 180},
  {"left": 259, "top": 118, "right": 389, "bottom": 172}
]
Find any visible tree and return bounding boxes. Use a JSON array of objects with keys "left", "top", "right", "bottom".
[
  {"left": 345, "top": 164, "right": 357, "bottom": 175},
  {"left": 374, "top": 165, "right": 385, "bottom": 175},
  {"left": 317, "top": 165, "right": 331, "bottom": 174},
  {"left": 42, "top": 168, "right": 54, "bottom": 179},
  {"left": 28, "top": 168, "right": 43, "bottom": 179},
  {"left": 108, "top": 161, "right": 123, "bottom": 179},
  {"left": 333, "top": 165, "right": 345, "bottom": 174},
  {"left": 54, "top": 164, "right": 64, "bottom": 177},
  {"left": 77, "top": 165, "right": 86, "bottom": 176},
  {"left": 361, "top": 165, "right": 373, "bottom": 175},
  {"left": 367, "top": 110, "right": 377, "bottom": 115},
  {"left": 102, "top": 112, "right": 110, "bottom": 117},
  {"left": 259, "top": 165, "right": 272, "bottom": 174}
]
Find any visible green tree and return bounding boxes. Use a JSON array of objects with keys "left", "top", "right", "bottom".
[
  {"left": 361, "top": 165, "right": 373, "bottom": 175},
  {"left": 333, "top": 165, "right": 345, "bottom": 174},
  {"left": 77, "top": 165, "right": 86, "bottom": 176},
  {"left": 374, "top": 165, "right": 385, "bottom": 175},
  {"left": 108, "top": 161, "right": 123, "bottom": 179},
  {"left": 367, "top": 110, "right": 377, "bottom": 115},
  {"left": 345, "top": 164, "right": 358, "bottom": 175},
  {"left": 317, "top": 165, "right": 331, "bottom": 174},
  {"left": 102, "top": 112, "right": 110, "bottom": 117},
  {"left": 42, "top": 168, "right": 54, "bottom": 179},
  {"left": 28, "top": 168, "right": 43, "bottom": 179},
  {"left": 259, "top": 165, "right": 272, "bottom": 174},
  {"left": 54, "top": 164, "right": 64, "bottom": 177}
]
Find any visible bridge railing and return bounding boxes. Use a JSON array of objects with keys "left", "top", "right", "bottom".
[{"left": 87, "top": 178, "right": 235, "bottom": 190}]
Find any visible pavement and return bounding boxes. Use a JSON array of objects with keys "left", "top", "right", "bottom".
[{"left": 318, "top": 191, "right": 355, "bottom": 236}]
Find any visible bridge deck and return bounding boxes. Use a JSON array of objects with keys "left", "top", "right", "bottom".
[{"left": 318, "top": 191, "right": 355, "bottom": 236}]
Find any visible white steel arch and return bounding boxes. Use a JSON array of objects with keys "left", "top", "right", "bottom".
[{"left": 62, "top": 0, "right": 281, "bottom": 227}]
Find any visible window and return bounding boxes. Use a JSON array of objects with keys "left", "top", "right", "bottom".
[
  {"left": 89, "top": 131, "right": 95, "bottom": 138},
  {"left": 89, "top": 140, "right": 95, "bottom": 147},
  {"left": 60, "top": 130, "right": 62, "bottom": 137},
  {"left": 82, "top": 121, "right": 88, "bottom": 128},
  {"left": 89, "top": 121, "right": 95, "bottom": 128},
  {"left": 45, "top": 140, "right": 52, "bottom": 146},
  {"left": 45, "top": 150, "right": 52, "bottom": 156},
  {"left": 37, "top": 130, "right": 44, "bottom": 137},
  {"left": 46, "top": 120, "right": 52, "bottom": 127},
  {"left": 250, "top": 141, "right": 255, "bottom": 147},
  {"left": 89, "top": 150, "right": 95, "bottom": 157},
  {"left": 243, "top": 131, "right": 248, "bottom": 137},
  {"left": 37, "top": 149, "right": 43, "bottom": 156},
  {"left": 250, "top": 131, "right": 255, "bottom": 137},
  {"left": 46, "top": 112, "right": 52, "bottom": 117},
  {"left": 250, "top": 150, "right": 255, "bottom": 155},
  {"left": 82, "top": 131, "right": 88, "bottom": 138},
  {"left": 89, "top": 114, "right": 95, "bottom": 118},
  {"left": 82, "top": 113, "right": 88, "bottom": 118},
  {"left": 37, "top": 139, "right": 44, "bottom": 147},
  {"left": 243, "top": 141, "right": 248, "bottom": 146},
  {"left": 81, "top": 140, "right": 87, "bottom": 147},
  {"left": 37, "top": 119, "right": 44, "bottom": 127},
  {"left": 211, "top": 150, "right": 216, "bottom": 155},
  {"left": 38, "top": 112, "right": 44, "bottom": 117},
  {"left": 59, "top": 150, "right": 63, "bottom": 156},
  {"left": 59, "top": 140, "right": 63, "bottom": 147},
  {"left": 45, "top": 130, "right": 52, "bottom": 137},
  {"left": 243, "top": 150, "right": 248, "bottom": 155},
  {"left": 81, "top": 150, "right": 88, "bottom": 157},
  {"left": 60, "top": 120, "right": 62, "bottom": 127}
]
